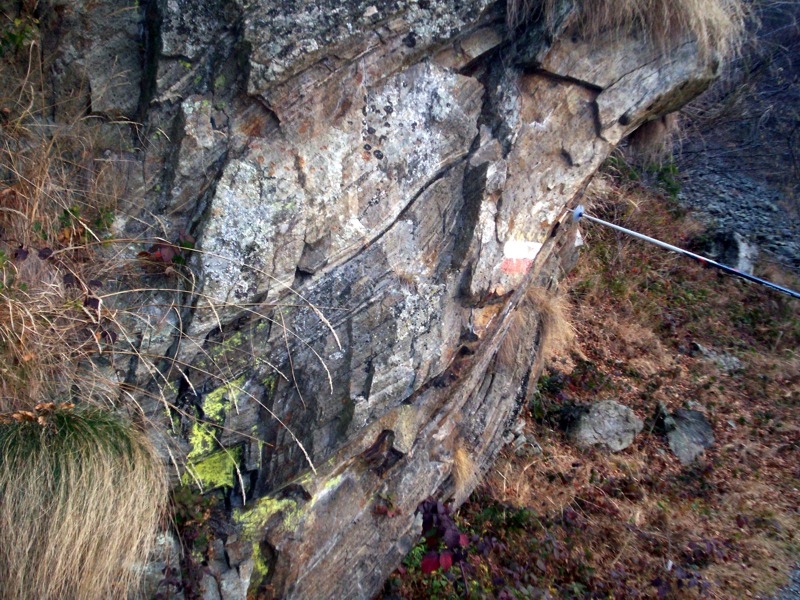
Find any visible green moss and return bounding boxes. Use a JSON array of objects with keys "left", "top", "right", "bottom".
[
  {"left": 210, "top": 331, "right": 244, "bottom": 360},
  {"left": 182, "top": 446, "right": 242, "bottom": 491},
  {"left": 236, "top": 495, "right": 303, "bottom": 537},
  {"left": 188, "top": 422, "right": 217, "bottom": 460},
  {"left": 235, "top": 492, "right": 308, "bottom": 592},
  {"left": 250, "top": 544, "right": 270, "bottom": 589},
  {"left": 204, "top": 375, "right": 245, "bottom": 420},
  {"left": 323, "top": 473, "right": 345, "bottom": 491},
  {"left": 187, "top": 375, "right": 246, "bottom": 460},
  {"left": 262, "top": 373, "right": 278, "bottom": 400},
  {"left": 214, "top": 74, "right": 226, "bottom": 91},
  {"left": 309, "top": 473, "right": 346, "bottom": 508}
]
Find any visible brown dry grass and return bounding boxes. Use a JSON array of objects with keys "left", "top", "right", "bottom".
[
  {"left": 0, "top": 404, "right": 166, "bottom": 600},
  {"left": 0, "top": 35, "right": 172, "bottom": 599},
  {"left": 497, "top": 284, "right": 574, "bottom": 369},
  {"left": 627, "top": 113, "right": 682, "bottom": 166},
  {"left": 480, "top": 166, "right": 800, "bottom": 597},
  {"left": 0, "top": 41, "right": 132, "bottom": 413},
  {"left": 508, "top": 0, "right": 747, "bottom": 59},
  {"left": 386, "top": 161, "right": 799, "bottom": 599},
  {"left": 452, "top": 439, "right": 481, "bottom": 506}
]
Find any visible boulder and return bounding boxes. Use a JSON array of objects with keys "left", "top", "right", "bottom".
[
  {"left": 692, "top": 228, "right": 759, "bottom": 274},
  {"left": 691, "top": 342, "right": 744, "bottom": 373},
  {"left": 569, "top": 400, "right": 644, "bottom": 452}
]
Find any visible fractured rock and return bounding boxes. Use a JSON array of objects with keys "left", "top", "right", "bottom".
[{"left": 15, "top": 0, "right": 730, "bottom": 597}]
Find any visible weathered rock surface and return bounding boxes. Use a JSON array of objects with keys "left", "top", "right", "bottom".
[
  {"left": 690, "top": 229, "right": 758, "bottom": 275},
  {"left": 569, "top": 400, "right": 644, "bottom": 453},
  {"left": 665, "top": 409, "right": 715, "bottom": 465},
  {"left": 677, "top": 1, "right": 800, "bottom": 274},
  {"left": 691, "top": 342, "right": 744, "bottom": 374},
  {"left": 7, "top": 0, "right": 725, "bottom": 597},
  {"left": 139, "top": 531, "right": 183, "bottom": 599}
]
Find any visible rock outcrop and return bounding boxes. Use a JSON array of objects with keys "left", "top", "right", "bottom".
[{"left": 6, "top": 0, "right": 723, "bottom": 597}]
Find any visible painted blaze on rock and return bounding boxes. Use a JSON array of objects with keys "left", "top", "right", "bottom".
[
  {"left": 27, "top": 0, "right": 723, "bottom": 597},
  {"left": 178, "top": 6, "right": 716, "bottom": 595}
]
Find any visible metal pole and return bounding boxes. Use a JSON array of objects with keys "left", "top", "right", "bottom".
[{"left": 571, "top": 205, "right": 800, "bottom": 300}]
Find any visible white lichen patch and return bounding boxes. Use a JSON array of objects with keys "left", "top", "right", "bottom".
[
  {"left": 189, "top": 152, "right": 307, "bottom": 337},
  {"left": 243, "top": 0, "right": 493, "bottom": 93}
]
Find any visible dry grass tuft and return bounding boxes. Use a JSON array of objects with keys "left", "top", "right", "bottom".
[
  {"left": 0, "top": 403, "right": 166, "bottom": 600},
  {"left": 497, "top": 285, "right": 574, "bottom": 369},
  {"left": 452, "top": 439, "right": 480, "bottom": 506},
  {"left": 626, "top": 113, "right": 682, "bottom": 166},
  {"left": 508, "top": 0, "right": 747, "bottom": 59},
  {"left": 0, "top": 248, "right": 118, "bottom": 413}
]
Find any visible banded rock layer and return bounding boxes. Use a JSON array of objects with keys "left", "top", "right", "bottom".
[{"left": 10, "top": 0, "right": 720, "bottom": 597}]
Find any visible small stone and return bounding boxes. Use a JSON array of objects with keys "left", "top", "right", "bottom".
[
  {"left": 238, "top": 559, "right": 254, "bottom": 598},
  {"left": 139, "top": 531, "right": 182, "bottom": 599},
  {"left": 201, "top": 572, "right": 221, "bottom": 600},
  {"left": 219, "top": 568, "right": 244, "bottom": 600},
  {"left": 569, "top": 400, "right": 643, "bottom": 452},
  {"left": 666, "top": 409, "right": 714, "bottom": 465},
  {"left": 691, "top": 342, "right": 743, "bottom": 373},
  {"left": 225, "top": 535, "right": 251, "bottom": 567}
]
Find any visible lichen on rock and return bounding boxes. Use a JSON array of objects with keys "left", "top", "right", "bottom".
[
  {"left": 183, "top": 446, "right": 244, "bottom": 491},
  {"left": 10, "top": 0, "right": 731, "bottom": 596}
]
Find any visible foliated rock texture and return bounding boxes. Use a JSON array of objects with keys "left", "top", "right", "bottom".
[{"left": 19, "top": 0, "right": 722, "bottom": 597}]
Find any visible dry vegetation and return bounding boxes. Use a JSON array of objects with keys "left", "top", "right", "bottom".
[
  {"left": 0, "top": 1, "right": 787, "bottom": 598},
  {"left": 0, "top": 404, "right": 165, "bottom": 600},
  {"left": 0, "top": 123, "right": 125, "bottom": 411},
  {"left": 498, "top": 286, "right": 575, "bottom": 370},
  {"left": 626, "top": 114, "right": 683, "bottom": 167},
  {"left": 0, "top": 18, "right": 171, "bottom": 598},
  {"left": 507, "top": 0, "right": 747, "bottom": 59},
  {"left": 453, "top": 440, "right": 481, "bottom": 506},
  {"left": 385, "top": 161, "right": 800, "bottom": 599},
  {"left": 0, "top": 16, "right": 336, "bottom": 596}
]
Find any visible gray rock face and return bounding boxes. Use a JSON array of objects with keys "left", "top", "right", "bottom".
[
  {"left": 139, "top": 531, "right": 183, "bottom": 600},
  {"left": 41, "top": 0, "right": 143, "bottom": 119},
  {"left": 678, "top": 167, "right": 800, "bottom": 272},
  {"left": 569, "top": 401, "right": 644, "bottom": 452},
  {"left": 665, "top": 409, "right": 715, "bottom": 465},
  {"left": 13, "top": 0, "right": 724, "bottom": 597}
]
